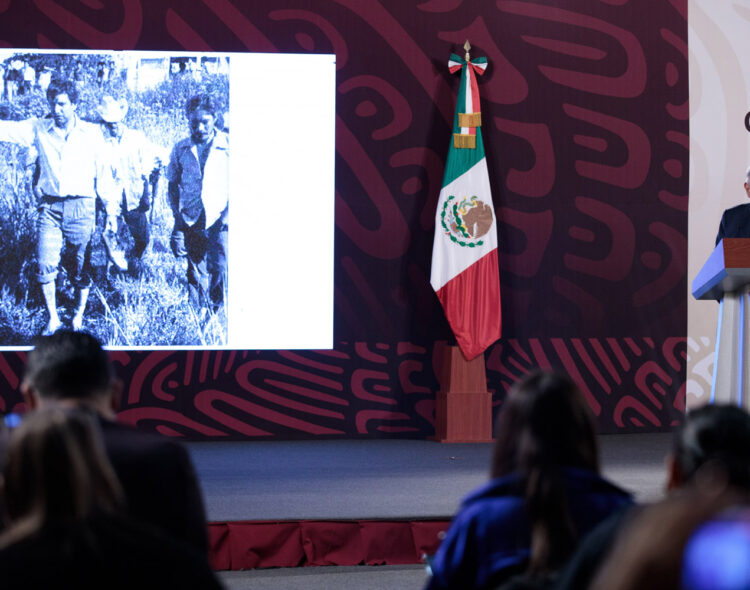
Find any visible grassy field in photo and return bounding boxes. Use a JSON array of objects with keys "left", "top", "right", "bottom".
[{"left": 0, "top": 59, "right": 229, "bottom": 347}]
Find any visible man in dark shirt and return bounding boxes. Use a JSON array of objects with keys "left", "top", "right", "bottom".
[
  {"left": 19, "top": 330, "right": 209, "bottom": 555},
  {"left": 715, "top": 167, "right": 750, "bottom": 245},
  {"left": 167, "top": 93, "right": 228, "bottom": 314}
]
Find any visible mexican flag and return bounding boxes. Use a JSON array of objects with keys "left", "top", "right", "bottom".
[{"left": 430, "top": 51, "right": 502, "bottom": 360}]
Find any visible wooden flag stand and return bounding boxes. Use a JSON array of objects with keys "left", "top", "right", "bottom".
[{"left": 432, "top": 345, "right": 494, "bottom": 443}]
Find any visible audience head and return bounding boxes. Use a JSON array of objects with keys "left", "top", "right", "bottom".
[
  {"left": 491, "top": 370, "right": 599, "bottom": 479},
  {"left": 668, "top": 404, "right": 750, "bottom": 491},
  {"left": 21, "top": 330, "right": 118, "bottom": 417},
  {"left": 491, "top": 370, "right": 600, "bottom": 574},
  {"left": 745, "top": 166, "right": 750, "bottom": 198},
  {"left": 1, "top": 408, "right": 123, "bottom": 542},
  {"left": 589, "top": 405, "right": 750, "bottom": 590},
  {"left": 590, "top": 484, "right": 737, "bottom": 590}
]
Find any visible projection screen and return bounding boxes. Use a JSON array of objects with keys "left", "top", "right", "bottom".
[{"left": 0, "top": 50, "right": 335, "bottom": 350}]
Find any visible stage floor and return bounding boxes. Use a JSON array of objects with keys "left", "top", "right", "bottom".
[
  {"left": 218, "top": 564, "right": 429, "bottom": 590},
  {"left": 187, "top": 432, "right": 672, "bottom": 523}
]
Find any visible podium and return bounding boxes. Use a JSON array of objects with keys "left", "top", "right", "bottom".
[{"left": 692, "top": 238, "right": 750, "bottom": 407}]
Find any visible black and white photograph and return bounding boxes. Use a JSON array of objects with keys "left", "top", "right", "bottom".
[
  {"left": 0, "top": 50, "right": 230, "bottom": 347},
  {"left": 0, "top": 50, "right": 335, "bottom": 351}
]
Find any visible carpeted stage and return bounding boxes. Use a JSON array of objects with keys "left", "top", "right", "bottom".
[{"left": 187, "top": 432, "right": 672, "bottom": 579}]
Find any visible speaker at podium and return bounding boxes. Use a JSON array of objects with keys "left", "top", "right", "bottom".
[{"left": 693, "top": 238, "right": 750, "bottom": 407}]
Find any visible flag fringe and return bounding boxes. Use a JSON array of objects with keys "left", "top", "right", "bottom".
[
  {"left": 453, "top": 134, "right": 477, "bottom": 149},
  {"left": 458, "top": 112, "right": 482, "bottom": 127}
]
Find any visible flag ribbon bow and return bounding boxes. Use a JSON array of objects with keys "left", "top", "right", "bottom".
[
  {"left": 448, "top": 53, "right": 488, "bottom": 76},
  {"left": 448, "top": 53, "right": 488, "bottom": 149}
]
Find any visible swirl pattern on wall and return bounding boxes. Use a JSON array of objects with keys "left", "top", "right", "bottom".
[{"left": 0, "top": 0, "right": 688, "bottom": 437}]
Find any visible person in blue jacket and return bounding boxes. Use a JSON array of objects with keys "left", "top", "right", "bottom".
[{"left": 425, "top": 371, "right": 633, "bottom": 590}]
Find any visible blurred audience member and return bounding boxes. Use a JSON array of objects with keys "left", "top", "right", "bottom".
[
  {"left": 682, "top": 505, "right": 750, "bottom": 590},
  {"left": 20, "top": 330, "right": 209, "bottom": 554},
  {"left": 0, "top": 408, "right": 222, "bottom": 589},
  {"left": 555, "top": 403, "right": 750, "bottom": 590},
  {"left": 425, "top": 371, "right": 633, "bottom": 590},
  {"left": 589, "top": 480, "right": 740, "bottom": 590}
]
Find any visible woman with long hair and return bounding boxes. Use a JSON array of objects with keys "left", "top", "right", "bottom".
[
  {"left": 0, "top": 407, "right": 124, "bottom": 548},
  {"left": 425, "top": 370, "right": 633, "bottom": 590},
  {"left": 0, "top": 408, "right": 222, "bottom": 589}
]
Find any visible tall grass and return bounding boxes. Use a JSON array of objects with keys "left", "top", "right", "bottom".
[{"left": 0, "top": 70, "right": 229, "bottom": 347}]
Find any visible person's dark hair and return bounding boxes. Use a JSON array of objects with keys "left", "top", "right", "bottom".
[
  {"left": 0, "top": 408, "right": 124, "bottom": 547},
  {"left": 673, "top": 404, "right": 750, "bottom": 488},
  {"left": 186, "top": 93, "right": 219, "bottom": 116},
  {"left": 491, "top": 371, "right": 599, "bottom": 574},
  {"left": 23, "top": 330, "right": 112, "bottom": 400},
  {"left": 46, "top": 78, "right": 79, "bottom": 105}
]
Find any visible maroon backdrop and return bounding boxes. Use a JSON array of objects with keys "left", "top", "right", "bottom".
[{"left": 0, "top": 0, "right": 688, "bottom": 438}]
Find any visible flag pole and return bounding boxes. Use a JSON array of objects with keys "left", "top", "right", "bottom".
[{"left": 430, "top": 40, "right": 497, "bottom": 443}]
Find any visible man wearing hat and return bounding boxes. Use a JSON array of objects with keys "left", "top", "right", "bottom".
[{"left": 99, "top": 95, "right": 167, "bottom": 277}]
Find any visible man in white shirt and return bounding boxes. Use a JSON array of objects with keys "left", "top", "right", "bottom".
[
  {"left": 0, "top": 79, "right": 118, "bottom": 335},
  {"left": 98, "top": 95, "right": 167, "bottom": 277}
]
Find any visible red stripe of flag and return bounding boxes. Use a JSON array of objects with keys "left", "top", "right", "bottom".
[
  {"left": 467, "top": 65, "right": 480, "bottom": 136},
  {"left": 435, "top": 249, "right": 502, "bottom": 360}
]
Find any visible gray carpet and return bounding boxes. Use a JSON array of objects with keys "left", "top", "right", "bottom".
[
  {"left": 599, "top": 432, "right": 673, "bottom": 503},
  {"left": 218, "top": 565, "right": 429, "bottom": 590},
  {"left": 190, "top": 433, "right": 674, "bottom": 590},
  {"left": 187, "top": 432, "right": 673, "bottom": 522}
]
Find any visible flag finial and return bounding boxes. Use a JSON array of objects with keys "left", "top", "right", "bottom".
[{"left": 464, "top": 40, "right": 471, "bottom": 61}]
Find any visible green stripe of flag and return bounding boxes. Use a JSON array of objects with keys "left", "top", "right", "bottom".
[{"left": 442, "top": 63, "right": 485, "bottom": 187}]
